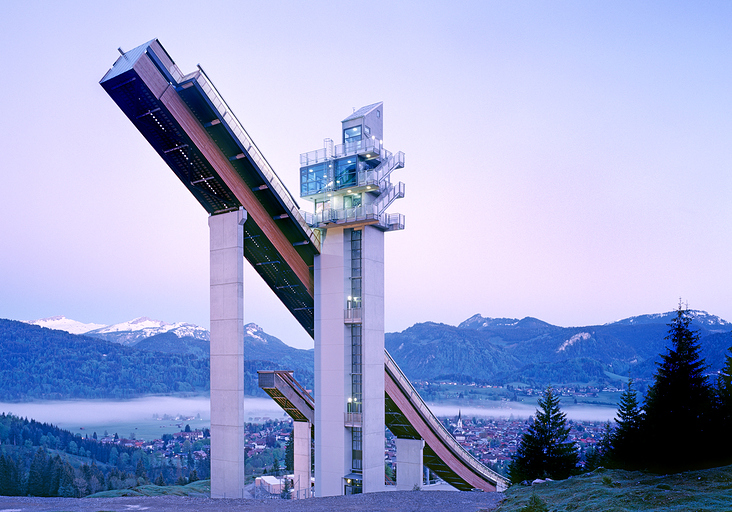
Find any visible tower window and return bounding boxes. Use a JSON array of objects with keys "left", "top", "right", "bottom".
[{"left": 344, "top": 126, "right": 362, "bottom": 145}]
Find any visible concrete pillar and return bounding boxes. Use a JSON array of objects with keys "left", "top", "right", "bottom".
[
  {"left": 292, "top": 421, "right": 312, "bottom": 499},
  {"left": 209, "top": 208, "right": 247, "bottom": 498},
  {"left": 314, "top": 227, "right": 348, "bottom": 497},
  {"left": 396, "top": 438, "right": 424, "bottom": 491},
  {"left": 361, "top": 225, "right": 385, "bottom": 493}
]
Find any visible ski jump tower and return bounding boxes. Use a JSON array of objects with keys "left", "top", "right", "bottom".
[
  {"left": 299, "top": 103, "right": 405, "bottom": 495},
  {"left": 101, "top": 39, "right": 506, "bottom": 499}
]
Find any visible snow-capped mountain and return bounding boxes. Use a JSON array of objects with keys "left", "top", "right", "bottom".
[
  {"left": 25, "top": 316, "right": 107, "bottom": 335},
  {"left": 26, "top": 315, "right": 209, "bottom": 346},
  {"left": 86, "top": 317, "right": 210, "bottom": 345},
  {"left": 609, "top": 310, "right": 732, "bottom": 331}
]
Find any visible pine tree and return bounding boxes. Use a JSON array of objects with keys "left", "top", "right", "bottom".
[
  {"left": 713, "top": 346, "right": 732, "bottom": 461},
  {"left": 643, "top": 304, "right": 713, "bottom": 471},
  {"left": 135, "top": 459, "right": 148, "bottom": 481},
  {"left": 57, "top": 462, "right": 77, "bottom": 498},
  {"left": 47, "top": 455, "right": 63, "bottom": 496},
  {"left": 610, "top": 379, "right": 643, "bottom": 469},
  {"left": 508, "top": 387, "right": 578, "bottom": 483},
  {"left": 27, "top": 447, "right": 48, "bottom": 496}
]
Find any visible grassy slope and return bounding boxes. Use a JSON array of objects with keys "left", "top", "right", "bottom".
[
  {"left": 496, "top": 466, "right": 732, "bottom": 512},
  {"left": 88, "top": 479, "right": 210, "bottom": 497}
]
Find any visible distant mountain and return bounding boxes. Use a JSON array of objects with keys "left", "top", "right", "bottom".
[
  {"left": 6, "top": 317, "right": 312, "bottom": 401},
  {"left": 25, "top": 315, "right": 107, "bottom": 335},
  {"left": 609, "top": 310, "right": 732, "bottom": 331},
  {"left": 16, "top": 309, "right": 732, "bottom": 397},
  {"left": 26, "top": 315, "right": 210, "bottom": 346},
  {"left": 0, "top": 318, "right": 209, "bottom": 401},
  {"left": 387, "top": 310, "right": 732, "bottom": 387},
  {"left": 86, "top": 317, "right": 209, "bottom": 346}
]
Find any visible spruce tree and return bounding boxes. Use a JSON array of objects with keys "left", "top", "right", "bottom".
[
  {"left": 643, "top": 304, "right": 713, "bottom": 471},
  {"left": 610, "top": 379, "right": 643, "bottom": 469},
  {"left": 27, "top": 447, "right": 48, "bottom": 496},
  {"left": 508, "top": 387, "right": 578, "bottom": 483},
  {"left": 713, "top": 346, "right": 732, "bottom": 461}
]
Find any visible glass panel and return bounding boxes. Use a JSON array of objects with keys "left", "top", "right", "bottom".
[
  {"left": 301, "top": 162, "right": 330, "bottom": 196},
  {"left": 344, "top": 126, "right": 362, "bottom": 144},
  {"left": 335, "top": 157, "right": 357, "bottom": 190}
]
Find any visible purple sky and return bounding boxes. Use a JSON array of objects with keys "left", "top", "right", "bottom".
[{"left": 1, "top": 1, "right": 731, "bottom": 349}]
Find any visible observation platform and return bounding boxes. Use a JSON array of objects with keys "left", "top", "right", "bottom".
[{"left": 100, "top": 40, "right": 319, "bottom": 336}]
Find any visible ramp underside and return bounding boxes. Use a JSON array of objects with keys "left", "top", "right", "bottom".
[
  {"left": 100, "top": 40, "right": 317, "bottom": 336},
  {"left": 258, "top": 370, "right": 314, "bottom": 424},
  {"left": 258, "top": 351, "right": 508, "bottom": 492}
]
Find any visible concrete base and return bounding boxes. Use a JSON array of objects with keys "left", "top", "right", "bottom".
[
  {"left": 396, "top": 438, "right": 424, "bottom": 491},
  {"left": 292, "top": 421, "right": 312, "bottom": 499},
  {"left": 209, "top": 209, "right": 247, "bottom": 498}
]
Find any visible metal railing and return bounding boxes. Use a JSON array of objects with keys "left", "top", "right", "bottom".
[
  {"left": 374, "top": 182, "right": 405, "bottom": 215},
  {"left": 345, "top": 412, "right": 363, "bottom": 426},
  {"left": 345, "top": 307, "right": 362, "bottom": 323},
  {"left": 384, "top": 350, "right": 509, "bottom": 491},
  {"left": 300, "top": 139, "right": 385, "bottom": 166},
  {"left": 192, "top": 67, "right": 321, "bottom": 249},
  {"left": 375, "top": 151, "right": 405, "bottom": 184},
  {"left": 379, "top": 213, "right": 405, "bottom": 231},
  {"left": 305, "top": 205, "right": 379, "bottom": 227}
]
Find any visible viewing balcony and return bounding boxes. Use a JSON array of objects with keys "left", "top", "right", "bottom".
[
  {"left": 345, "top": 307, "right": 362, "bottom": 324},
  {"left": 344, "top": 412, "right": 363, "bottom": 428},
  {"left": 300, "top": 207, "right": 405, "bottom": 232},
  {"left": 300, "top": 139, "right": 384, "bottom": 167}
]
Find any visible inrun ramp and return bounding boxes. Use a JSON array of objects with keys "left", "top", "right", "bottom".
[{"left": 100, "top": 39, "right": 319, "bottom": 336}]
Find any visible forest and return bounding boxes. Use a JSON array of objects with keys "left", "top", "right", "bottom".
[
  {"left": 0, "top": 412, "right": 211, "bottom": 496},
  {"left": 0, "top": 319, "right": 209, "bottom": 400}
]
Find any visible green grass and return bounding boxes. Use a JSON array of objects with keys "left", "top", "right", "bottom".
[
  {"left": 87, "top": 479, "right": 210, "bottom": 498},
  {"left": 496, "top": 465, "right": 732, "bottom": 512},
  {"left": 58, "top": 417, "right": 211, "bottom": 441}
]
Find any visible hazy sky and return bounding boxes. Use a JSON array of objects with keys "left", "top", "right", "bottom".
[{"left": 1, "top": 1, "right": 730, "bottom": 349}]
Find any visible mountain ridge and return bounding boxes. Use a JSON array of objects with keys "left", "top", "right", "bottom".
[{"left": 14, "top": 309, "right": 732, "bottom": 398}]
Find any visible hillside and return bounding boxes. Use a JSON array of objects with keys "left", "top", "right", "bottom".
[
  {"left": 386, "top": 310, "right": 732, "bottom": 387},
  {"left": 7, "top": 309, "right": 732, "bottom": 401},
  {"left": 0, "top": 319, "right": 209, "bottom": 400},
  {"left": 496, "top": 465, "right": 732, "bottom": 512},
  {"left": 0, "top": 319, "right": 312, "bottom": 401}
]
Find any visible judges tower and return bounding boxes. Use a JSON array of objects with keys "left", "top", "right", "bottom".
[{"left": 299, "top": 103, "right": 405, "bottom": 496}]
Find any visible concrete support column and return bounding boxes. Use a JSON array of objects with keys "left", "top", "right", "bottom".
[
  {"left": 314, "top": 227, "right": 348, "bottom": 497},
  {"left": 396, "top": 438, "right": 424, "bottom": 491},
  {"left": 209, "top": 208, "right": 247, "bottom": 498},
  {"left": 361, "top": 225, "right": 385, "bottom": 493},
  {"left": 292, "top": 421, "right": 312, "bottom": 499}
]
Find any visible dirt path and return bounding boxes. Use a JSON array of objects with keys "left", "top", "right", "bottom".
[{"left": 0, "top": 490, "right": 503, "bottom": 512}]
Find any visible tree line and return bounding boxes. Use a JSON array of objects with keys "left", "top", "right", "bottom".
[
  {"left": 0, "top": 319, "right": 210, "bottom": 400},
  {"left": 0, "top": 413, "right": 210, "bottom": 496},
  {"left": 508, "top": 305, "right": 732, "bottom": 483}
]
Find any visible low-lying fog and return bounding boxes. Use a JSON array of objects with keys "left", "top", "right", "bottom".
[
  {"left": 0, "top": 396, "right": 617, "bottom": 432},
  {"left": 427, "top": 403, "right": 618, "bottom": 422}
]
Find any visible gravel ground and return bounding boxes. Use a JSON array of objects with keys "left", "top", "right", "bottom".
[{"left": 0, "top": 491, "right": 503, "bottom": 512}]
